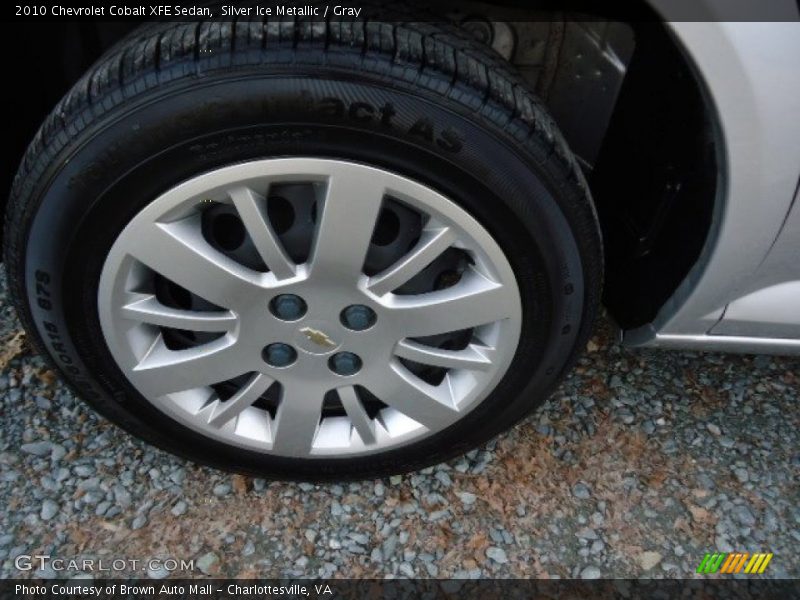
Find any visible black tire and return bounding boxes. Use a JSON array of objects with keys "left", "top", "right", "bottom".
[{"left": 4, "top": 18, "right": 602, "bottom": 480}]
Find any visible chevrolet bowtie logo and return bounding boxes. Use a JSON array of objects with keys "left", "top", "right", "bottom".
[{"left": 299, "top": 327, "right": 337, "bottom": 349}]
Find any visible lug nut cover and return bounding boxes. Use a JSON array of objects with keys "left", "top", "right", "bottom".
[
  {"left": 341, "top": 304, "right": 377, "bottom": 331},
  {"left": 270, "top": 294, "right": 307, "bottom": 321},
  {"left": 263, "top": 343, "right": 297, "bottom": 367},
  {"left": 329, "top": 352, "right": 362, "bottom": 376}
]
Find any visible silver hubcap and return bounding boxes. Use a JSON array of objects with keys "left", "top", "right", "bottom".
[{"left": 98, "top": 159, "right": 522, "bottom": 457}]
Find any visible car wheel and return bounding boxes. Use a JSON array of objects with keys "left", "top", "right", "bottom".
[{"left": 4, "top": 19, "right": 602, "bottom": 479}]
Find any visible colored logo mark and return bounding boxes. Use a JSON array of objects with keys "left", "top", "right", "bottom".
[{"left": 697, "top": 552, "right": 773, "bottom": 574}]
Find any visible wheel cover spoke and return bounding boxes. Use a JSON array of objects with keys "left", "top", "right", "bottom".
[
  {"left": 270, "top": 382, "right": 324, "bottom": 456},
  {"left": 365, "top": 361, "right": 460, "bottom": 431},
  {"left": 121, "top": 293, "right": 237, "bottom": 332},
  {"left": 131, "top": 335, "right": 243, "bottom": 397},
  {"left": 367, "top": 225, "right": 455, "bottom": 296},
  {"left": 394, "top": 338, "right": 494, "bottom": 371},
  {"left": 385, "top": 270, "right": 515, "bottom": 338},
  {"left": 98, "top": 158, "right": 522, "bottom": 458},
  {"left": 228, "top": 186, "right": 296, "bottom": 280},
  {"left": 207, "top": 373, "right": 274, "bottom": 428},
  {"left": 130, "top": 218, "right": 260, "bottom": 310},
  {"left": 338, "top": 385, "right": 377, "bottom": 446},
  {"left": 309, "top": 173, "right": 385, "bottom": 284}
]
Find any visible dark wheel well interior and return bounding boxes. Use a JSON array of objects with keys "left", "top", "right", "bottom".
[
  {"left": 590, "top": 22, "right": 718, "bottom": 329},
  {"left": 1, "top": 15, "right": 718, "bottom": 333}
]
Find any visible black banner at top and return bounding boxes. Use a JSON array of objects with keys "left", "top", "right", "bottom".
[{"left": 5, "top": 0, "right": 800, "bottom": 23}]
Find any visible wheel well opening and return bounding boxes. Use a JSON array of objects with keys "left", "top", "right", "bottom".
[
  {"left": 464, "top": 12, "right": 719, "bottom": 330},
  {"left": 586, "top": 22, "right": 718, "bottom": 329}
]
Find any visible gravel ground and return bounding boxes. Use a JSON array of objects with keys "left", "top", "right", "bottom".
[{"left": 0, "top": 265, "right": 798, "bottom": 580}]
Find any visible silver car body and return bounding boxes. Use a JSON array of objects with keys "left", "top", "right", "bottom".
[{"left": 624, "top": 2, "right": 800, "bottom": 354}]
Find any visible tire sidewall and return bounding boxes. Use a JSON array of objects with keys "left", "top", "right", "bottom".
[{"left": 15, "top": 72, "right": 594, "bottom": 478}]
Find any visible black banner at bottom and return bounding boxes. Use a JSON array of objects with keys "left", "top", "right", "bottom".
[{"left": 2, "top": 579, "right": 799, "bottom": 600}]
